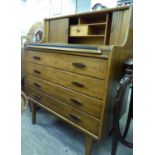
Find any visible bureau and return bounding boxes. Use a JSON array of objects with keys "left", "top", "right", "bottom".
[{"left": 25, "top": 6, "right": 133, "bottom": 155}]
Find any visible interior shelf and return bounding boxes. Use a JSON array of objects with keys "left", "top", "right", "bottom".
[
  {"left": 68, "top": 13, "right": 111, "bottom": 45},
  {"left": 79, "top": 14, "right": 107, "bottom": 24},
  {"left": 69, "top": 35, "right": 105, "bottom": 38},
  {"left": 70, "top": 22, "right": 107, "bottom": 27}
]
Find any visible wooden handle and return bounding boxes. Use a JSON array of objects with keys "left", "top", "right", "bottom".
[
  {"left": 69, "top": 114, "right": 81, "bottom": 122},
  {"left": 77, "top": 28, "right": 80, "bottom": 33},
  {"left": 33, "top": 56, "right": 41, "bottom": 60},
  {"left": 72, "top": 81, "right": 84, "bottom": 88},
  {"left": 33, "top": 83, "right": 41, "bottom": 88},
  {"left": 70, "top": 98, "right": 82, "bottom": 106},
  {"left": 72, "top": 62, "right": 86, "bottom": 68},
  {"left": 33, "top": 94, "right": 41, "bottom": 101},
  {"left": 33, "top": 70, "right": 41, "bottom": 74}
]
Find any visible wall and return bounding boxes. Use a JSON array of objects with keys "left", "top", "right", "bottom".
[
  {"left": 77, "top": 0, "right": 91, "bottom": 13},
  {"left": 21, "top": 0, "right": 118, "bottom": 36},
  {"left": 50, "top": 0, "right": 76, "bottom": 16}
]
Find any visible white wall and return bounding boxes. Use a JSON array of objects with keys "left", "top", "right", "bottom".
[
  {"left": 21, "top": 0, "right": 50, "bottom": 36},
  {"left": 21, "top": 0, "right": 76, "bottom": 36},
  {"left": 21, "top": 0, "right": 117, "bottom": 36},
  {"left": 50, "top": 0, "right": 76, "bottom": 16}
]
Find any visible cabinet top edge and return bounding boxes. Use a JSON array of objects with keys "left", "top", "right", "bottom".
[{"left": 44, "top": 6, "right": 130, "bottom": 21}]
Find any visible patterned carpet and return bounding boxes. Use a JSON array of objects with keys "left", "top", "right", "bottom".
[{"left": 21, "top": 106, "right": 133, "bottom": 155}]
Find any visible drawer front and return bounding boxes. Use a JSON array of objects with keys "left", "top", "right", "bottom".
[
  {"left": 28, "top": 87, "right": 100, "bottom": 135},
  {"left": 70, "top": 25, "right": 88, "bottom": 36},
  {"left": 26, "top": 50, "right": 107, "bottom": 79},
  {"left": 27, "top": 62, "right": 105, "bottom": 100},
  {"left": 27, "top": 75, "right": 102, "bottom": 118}
]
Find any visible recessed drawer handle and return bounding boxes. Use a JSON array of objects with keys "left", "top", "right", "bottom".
[
  {"left": 72, "top": 81, "right": 84, "bottom": 88},
  {"left": 33, "top": 94, "right": 41, "bottom": 101},
  {"left": 70, "top": 98, "right": 82, "bottom": 106},
  {"left": 33, "top": 56, "right": 41, "bottom": 60},
  {"left": 72, "top": 62, "right": 86, "bottom": 68},
  {"left": 69, "top": 114, "right": 81, "bottom": 122},
  {"left": 33, "top": 83, "right": 41, "bottom": 88},
  {"left": 33, "top": 70, "right": 41, "bottom": 74}
]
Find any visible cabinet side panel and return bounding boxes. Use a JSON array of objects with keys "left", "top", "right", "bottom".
[
  {"left": 109, "top": 9, "right": 131, "bottom": 46},
  {"left": 102, "top": 47, "right": 132, "bottom": 138}
]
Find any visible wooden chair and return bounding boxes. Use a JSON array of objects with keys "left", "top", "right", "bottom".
[{"left": 111, "top": 59, "right": 133, "bottom": 155}]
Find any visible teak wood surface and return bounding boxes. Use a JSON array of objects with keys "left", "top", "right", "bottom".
[{"left": 24, "top": 6, "right": 133, "bottom": 155}]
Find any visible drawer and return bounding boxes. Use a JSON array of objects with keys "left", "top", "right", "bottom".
[
  {"left": 27, "top": 62, "right": 105, "bottom": 100},
  {"left": 27, "top": 75, "right": 103, "bottom": 118},
  {"left": 70, "top": 25, "right": 88, "bottom": 36},
  {"left": 28, "top": 87, "right": 100, "bottom": 135},
  {"left": 26, "top": 50, "right": 107, "bottom": 79}
]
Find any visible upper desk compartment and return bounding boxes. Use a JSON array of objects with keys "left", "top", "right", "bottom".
[
  {"left": 69, "top": 13, "right": 110, "bottom": 45},
  {"left": 43, "top": 6, "right": 132, "bottom": 47}
]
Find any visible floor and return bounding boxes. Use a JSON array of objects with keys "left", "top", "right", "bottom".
[{"left": 21, "top": 106, "right": 133, "bottom": 155}]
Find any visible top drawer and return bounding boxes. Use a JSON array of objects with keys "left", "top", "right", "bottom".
[
  {"left": 26, "top": 50, "right": 108, "bottom": 79},
  {"left": 70, "top": 25, "right": 88, "bottom": 36}
]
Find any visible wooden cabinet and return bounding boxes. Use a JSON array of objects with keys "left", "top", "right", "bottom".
[{"left": 25, "top": 6, "right": 133, "bottom": 155}]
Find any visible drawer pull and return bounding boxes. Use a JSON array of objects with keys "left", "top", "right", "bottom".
[
  {"left": 69, "top": 114, "right": 81, "bottom": 122},
  {"left": 77, "top": 28, "right": 80, "bottom": 33},
  {"left": 70, "top": 98, "right": 82, "bottom": 106},
  {"left": 33, "top": 70, "right": 41, "bottom": 74},
  {"left": 33, "top": 56, "right": 41, "bottom": 60},
  {"left": 72, "top": 81, "right": 84, "bottom": 88},
  {"left": 72, "top": 62, "right": 86, "bottom": 68},
  {"left": 33, "top": 94, "right": 41, "bottom": 101},
  {"left": 33, "top": 83, "right": 41, "bottom": 88}
]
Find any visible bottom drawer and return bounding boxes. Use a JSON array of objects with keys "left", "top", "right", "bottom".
[{"left": 28, "top": 87, "right": 100, "bottom": 135}]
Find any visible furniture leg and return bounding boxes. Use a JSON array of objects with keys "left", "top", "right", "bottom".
[
  {"left": 109, "top": 128, "right": 114, "bottom": 137},
  {"left": 32, "top": 102, "right": 36, "bottom": 124},
  {"left": 85, "top": 136, "right": 93, "bottom": 155},
  {"left": 111, "top": 105, "right": 119, "bottom": 155},
  {"left": 111, "top": 130, "right": 119, "bottom": 155}
]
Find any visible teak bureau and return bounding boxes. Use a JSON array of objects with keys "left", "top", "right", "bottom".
[{"left": 25, "top": 6, "right": 133, "bottom": 155}]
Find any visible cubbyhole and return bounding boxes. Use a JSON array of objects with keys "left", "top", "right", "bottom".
[{"left": 88, "top": 24, "right": 106, "bottom": 35}]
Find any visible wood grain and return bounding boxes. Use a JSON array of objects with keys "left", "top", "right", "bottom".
[
  {"left": 70, "top": 25, "right": 88, "bottom": 36},
  {"left": 85, "top": 136, "right": 93, "bottom": 155},
  {"left": 27, "top": 75, "right": 103, "bottom": 118},
  {"left": 49, "top": 18, "right": 69, "bottom": 43},
  {"left": 28, "top": 87, "right": 100, "bottom": 135},
  {"left": 26, "top": 62, "right": 106, "bottom": 100},
  {"left": 109, "top": 9, "right": 131, "bottom": 46},
  {"left": 26, "top": 50, "right": 108, "bottom": 79}
]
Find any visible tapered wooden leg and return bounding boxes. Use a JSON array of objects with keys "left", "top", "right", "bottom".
[
  {"left": 32, "top": 102, "right": 36, "bottom": 124},
  {"left": 85, "top": 136, "right": 93, "bottom": 155}
]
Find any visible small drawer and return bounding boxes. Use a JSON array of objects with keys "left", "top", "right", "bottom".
[
  {"left": 70, "top": 25, "right": 88, "bottom": 36},
  {"left": 26, "top": 62, "right": 106, "bottom": 100},
  {"left": 27, "top": 75, "right": 103, "bottom": 118},
  {"left": 26, "top": 51, "right": 108, "bottom": 79},
  {"left": 28, "top": 87, "right": 100, "bottom": 135}
]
